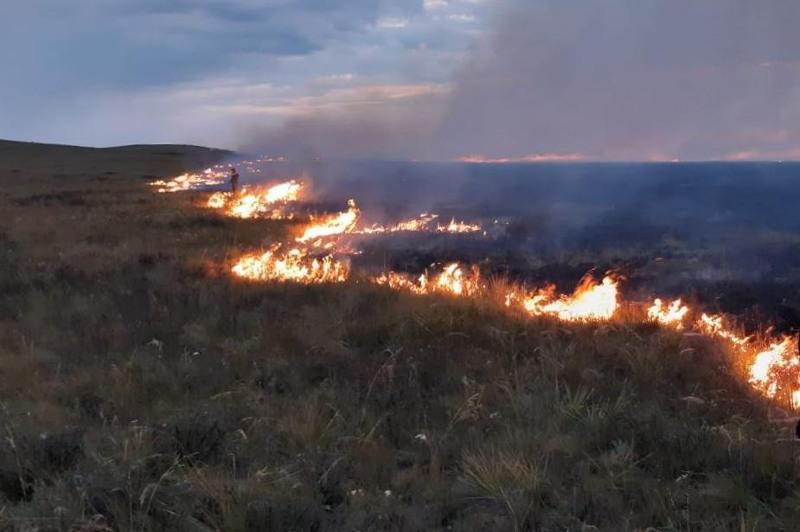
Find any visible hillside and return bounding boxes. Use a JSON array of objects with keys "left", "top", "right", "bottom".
[
  {"left": 0, "top": 139, "right": 232, "bottom": 177},
  {"left": 0, "top": 142, "right": 798, "bottom": 531}
]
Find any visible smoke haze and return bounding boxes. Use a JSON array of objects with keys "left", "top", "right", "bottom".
[{"left": 253, "top": 0, "right": 800, "bottom": 161}]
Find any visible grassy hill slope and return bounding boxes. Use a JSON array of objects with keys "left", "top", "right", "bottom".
[{"left": 0, "top": 139, "right": 232, "bottom": 177}]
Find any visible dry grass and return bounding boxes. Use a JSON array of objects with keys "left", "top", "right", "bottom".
[{"left": 0, "top": 141, "right": 799, "bottom": 531}]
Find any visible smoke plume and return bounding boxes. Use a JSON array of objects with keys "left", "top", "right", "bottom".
[{"left": 247, "top": 0, "right": 800, "bottom": 162}]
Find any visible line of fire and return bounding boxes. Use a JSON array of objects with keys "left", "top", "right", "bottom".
[{"left": 153, "top": 168, "right": 800, "bottom": 413}]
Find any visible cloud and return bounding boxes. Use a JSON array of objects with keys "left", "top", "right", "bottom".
[
  {"left": 424, "top": 0, "right": 449, "bottom": 10},
  {"left": 376, "top": 17, "right": 410, "bottom": 29},
  {"left": 0, "top": 0, "right": 484, "bottom": 147}
]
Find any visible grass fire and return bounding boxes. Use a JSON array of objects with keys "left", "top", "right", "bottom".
[
  {"left": 8, "top": 3, "right": 800, "bottom": 528},
  {"left": 3, "top": 142, "right": 800, "bottom": 530},
  {"left": 147, "top": 166, "right": 800, "bottom": 418}
]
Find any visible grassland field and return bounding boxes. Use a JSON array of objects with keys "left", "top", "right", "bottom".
[{"left": 1, "top": 140, "right": 799, "bottom": 531}]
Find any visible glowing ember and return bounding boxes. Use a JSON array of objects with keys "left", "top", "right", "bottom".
[
  {"left": 648, "top": 298, "right": 690, "bottom": 328},
  {"left": 297, "top": 199, "right": 360, "bottom": 244},
  {"left": 231, "top": 245, "right": 348, "bottom": 284},
  {"left": 150, "top": 168, "right": 227, "bottom": 193},
  {"left": 206, "top": 180, "right": 303, "bottom": 219},
  {"left": 514, "top": 275, "right": 619, "bottom": 322}
]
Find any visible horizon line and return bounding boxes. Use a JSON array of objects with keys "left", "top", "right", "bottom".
[{"left": 2, "top": 138, "right": 798, "bottom": 164}]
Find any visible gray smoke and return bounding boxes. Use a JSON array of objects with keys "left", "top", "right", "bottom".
[
  {"left": 248, "top": 0, "right": 800, "bottom": 161},
  {"left": 236, "top": 89, "right": 445, "bottom": 161},
  {"left": 437, "top": 0, "right": 800, "bottom": 161}
]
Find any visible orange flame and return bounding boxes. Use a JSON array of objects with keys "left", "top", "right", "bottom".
[
  {"left": 359, "top": 214, "right": 481, "bottom": 235},
  {"left": 374, "top": 263, "right": 482, "bottom": 297},
  {"left": 749, "top": 336, "right": 798, "bottom": 399},
  {"left": 648, "top": 298, "right": 690, "bottom": 329},
  {"left": 206, "top": 180, "right": 303, "bottom": 219},
  {"left": 694, "top": 312, "right": 800, "bottom": 407},
  {"left": 360, "top": 213, "right": 440, "bottom": 234},
  {"left": 699, "top": 313, "right": 750, "bottom": 346},
  {"left": 150, "top": 168, "right": 227, "bottom": 193},
  {"left": 231, "top": 244, "right": 348, "bottom": 284},
  {"left": 435, "top": 218, "right": 482, "bottom": 234},
  {"left": 207, "top": 192, "right": 227, "bottom": 209},
  {"left": 297, "top": 199, "right": 360, "bottom": 244},
  {"left": 512, "top": 275, "right": 619, "bottom": 322}
]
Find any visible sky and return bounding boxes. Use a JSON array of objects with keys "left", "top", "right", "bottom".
[{"left": 2, "top": 0, "right": 800, "bottom": 161}]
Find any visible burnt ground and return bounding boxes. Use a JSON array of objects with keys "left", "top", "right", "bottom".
[{"left": 2, "top": 141, "right": 800, "bottom": 531}]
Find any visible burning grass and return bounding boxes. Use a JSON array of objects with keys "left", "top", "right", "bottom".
[
  {"left": 231, "top": 244, "right": 349, "bottom": 284},
  {"left": 296, "top": 199, "right": 360, "bottom": 245},
  {"left": 206, "top": 179, "right": 304, "bottom": 219},
  {"left": 512, "top": 274, "right": 620, "bottom": 322},
  {"left": 373, "top": 262, "right": 483, "bottom": 297},
  {"left": 149, "top": 166, "right": 228, "bottom": 192},
  {"left": 359, "top": 213, "right": 483, "bottom": 235}
]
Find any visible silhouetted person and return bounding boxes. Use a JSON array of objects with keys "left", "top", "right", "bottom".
[{"left": 229, "top": 167, "right": 240, "bottom": 193}]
